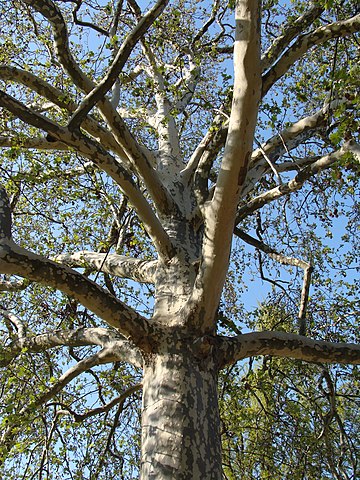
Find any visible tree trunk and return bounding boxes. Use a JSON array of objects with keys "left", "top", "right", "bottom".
[{"left": 140, "top": 348, "right": 222, "bottom": 479}]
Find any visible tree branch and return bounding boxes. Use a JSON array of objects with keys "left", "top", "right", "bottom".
[
  {"left": 0, "top": 326, "right": 143, "bottom": 368},
  {"left": 22, "top": 0, "right": 179, "bottom": 220},
  {"left": 234, "top": 228, "right": 312, "bottom": 334},
  {"left": 217, "top": 331, "right": 360, "bottom": 369},
  {"left": 0, "top": 65, "right": 129, "bottom": 162},
  {"left": 0, "top": 346, "right": 126, "bottom": 460},
  {"left": 262, "top": 14, "right": 360, "bottom": 97},
  {"left": 261, "top": 3, "right": 324, "bottom": 72},
  {"left": 55, "top": 251, "right": 157, "bottom": 283},
  {"left": 54, "top": 383, "right": 142, "bottom": 423},
  {"left": 0, "top": 90, "right": 175, "bottom": 261},
  {"left": 0, "top": 306, "right": 27, "bottom": 347},
  {"left": 128, "top": 0, "right": 182, "bottom": 165},
  {"left": 22, "top": 0, "right": 95, "bottom": 93},
  {"left": 236, "top": 144, "right": 351, "bottom": 222},
  {"left": 68, "top": 0, "right": 168, "bottom": 129},
  {"left": 188, "top": 0, "right": 261, "bottom": 332},
  {"left": 0, "top": 135, "right": 69, "bottom": 151},
  {"left": 0, "top": 185, "right": 153, "bottom": 347}
]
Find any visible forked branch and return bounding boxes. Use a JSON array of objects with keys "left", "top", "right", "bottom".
[
  {"left": 68, "top": 0, "right": 169, "bottom": 129},
  {"left": 236, "top": 143, "right": 352, "bottom": 222}
]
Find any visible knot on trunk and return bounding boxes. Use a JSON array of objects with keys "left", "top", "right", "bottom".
[{"left": 192, "top": 335, "right": 216, "bottom": 359}]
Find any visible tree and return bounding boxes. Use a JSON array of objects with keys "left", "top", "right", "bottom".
[{"left": 0, "top": 0, "right": 359, "bottom": 477}]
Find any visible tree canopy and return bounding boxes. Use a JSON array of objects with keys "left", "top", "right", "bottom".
[{"left": 0, "top": 0, "right": 359, "bottom": 478}]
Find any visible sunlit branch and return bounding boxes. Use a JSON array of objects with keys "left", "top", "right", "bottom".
[
  {"left": 0, "top": 244, "right": 154, "bottom": 344},
  {"left": 55, "top": 251, "right": 157, "bottom": 283},
  {"left": 173, "top": 55, "right": 200, "bottom": 114},
  {"left": 217, "top": 331, "right": 360, "bottom": 369},
  {"left": 188, "top": 0, "right": 261, "bottom": 332},
  {"left": 22, "top": 0, "right": 95, "bottom": 92},
  {"left": 0, "top": 65, "right": 129, "bottom": 159},
  {"left": 128, "top": 0, "right": 182, "bottom": 163},
  {"left": 23, "top": 0, "right": 179, "bottom": 221},
  {"left": 183, "top": 117, "right": 228, "bottom": 209},
  {"left": 262, "top": 14, "right": 360, "bottom": 97},
  {"left": 243, "top": 98, "right": 352, "bottom": 197},
  {"left": 254, "top": 137, "right": 282, "bottom": 184},
  {"left": 196, "top": 139, "right": 227, "bottom": 203},
  {"left": 0, "top": 184, "right": 153, "bottom": 345},
  {"left": 0, "top": 135, "right": 68, "bottom": 150},
  {"left": 0, "top": 306, "right": 27, "bottom": 347}
]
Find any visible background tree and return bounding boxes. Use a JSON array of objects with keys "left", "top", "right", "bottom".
[{"left": 0, "top": 0, "right": 359, "bottom": 478}]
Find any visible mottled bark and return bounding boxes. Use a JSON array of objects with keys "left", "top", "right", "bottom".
[{"left": 141, "top": 347, "right": 221, "bottom": 479}]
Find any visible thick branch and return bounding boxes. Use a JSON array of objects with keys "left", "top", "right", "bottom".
[
  {"left": 129, "top": 1, "right": 182, "bottom": 164},
  {"left": 22, "top": 0, "right": 178, "bottom": 222},
  {"left": 0, "top": 186, "right": 152, "bottom": 345},
  {"left": 55, "top": 251, "right": 157, "bottom": 283},
  {"left": 217, "top": 331, "right": 360, "bottom": 369},
  {"left": 0, "top": 65, "right": 129, "bottom": 162},
  {"left": 0, "top": 135, "right": 68, "bottom": 151},
  {"left": 262, "top": 14, "right": 360, "bottom": 97},
  {"left": 0, "top": 242, "right": 154, "bottom": 346},
  {"left": 22, "top": 0, "right": 94, "bottom": 92}
]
